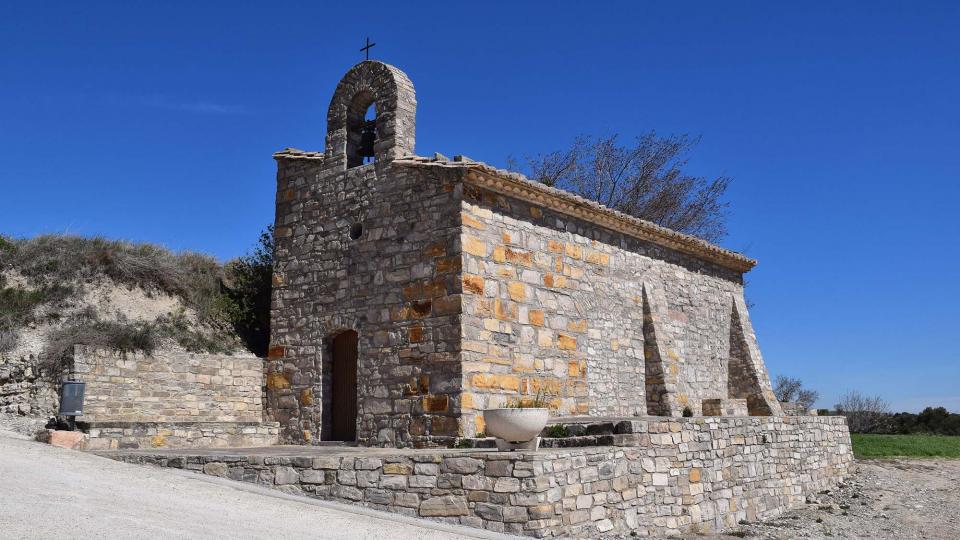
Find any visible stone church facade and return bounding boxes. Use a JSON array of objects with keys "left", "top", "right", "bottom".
[{"left": 265, "top": 61, "right": 783, "bottom": 447}]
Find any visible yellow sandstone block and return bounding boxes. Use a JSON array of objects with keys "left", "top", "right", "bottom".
[
  {"left": 507, "top": 281, "right": 526, "bottom": 302},
  {"left": 461, "top": 212, "right": 487, "bottom": 230},
  {"left": 567, "top": 320, "right": 587, "bottom": 333},
  {"left": 543, "top": 274, "right": 567, "bottom": 288},
  {"left": 565, "top": 243, "right": 583, "bottom": 259},
  {"left": 529, "top": 310, "right": 545, "bottom": 327},
  {"left": 463, "top": 274, "right": 485, "bottom": 295},
  {"left": 564, "top": 264, "right": 585, "bottom": 279},
  {"left": 689, "top": 468, "right": 702, "bottom": 483},
  {"left": 464, "top": 235, "right": 488, "bottom": 256},
  {"left": 547, "top": 240, "right": 563, "bottom": 253},
  {"left": 470, "top": 373, "right": 520, "bottom": 391},
  {"left": 266, "top": 372, "right": 290, "bottom": 390},
  {"left": 505, "top": 248, "right": 533, "bottom": 267},
  {"left": 493, "top": 247, "right": 506, "bottom": 263},
  {"left": 585, "top": 251, "right": 610, "bottom": 265},
  {"left": 494, "top": 299, "right": 517, "bottom": 321},
  {"left": 558, "top": 334, "right": 577, "bottom": 350}
]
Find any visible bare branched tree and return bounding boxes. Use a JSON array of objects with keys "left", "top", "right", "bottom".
[
  {"left": 773, "top": 375, "right": 820, "bottom": 411},
  {"left": 510, "top": 133, "right": 731, "bottom": 243},
  {"left": 836, "top": 390, "right": 891, "bottom": 433}
]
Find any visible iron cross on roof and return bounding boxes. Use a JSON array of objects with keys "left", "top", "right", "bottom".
[{"left": 360, "top": 37, "right": 376, "bottom": 60}]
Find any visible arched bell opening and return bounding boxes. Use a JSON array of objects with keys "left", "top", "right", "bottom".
[{"left": 346, "top": 91, "right": 377, "bottom": 169}]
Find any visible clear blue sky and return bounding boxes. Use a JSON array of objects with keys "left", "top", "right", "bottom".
[{"left": 2, "top": 2, "right": 957, "bottom": 412}]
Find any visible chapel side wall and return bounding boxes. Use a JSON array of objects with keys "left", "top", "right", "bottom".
[
  {"left": 459, "top": 186, "right": 748, "bottom": 432},
  {"left": 268, "top": 160, "right": 464, "bottom": 447}
]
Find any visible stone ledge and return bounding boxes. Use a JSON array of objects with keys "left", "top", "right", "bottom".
[{"left": 82, "top": 421, "right": 280, "bottom": 451}]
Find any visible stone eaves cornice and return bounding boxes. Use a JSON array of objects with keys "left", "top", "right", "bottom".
[
  {"left": 273, "top": 148, "right": 325, "bottom": 161},
  {"left": 394, "top": 155, "right": 757, "bottom": 273}
]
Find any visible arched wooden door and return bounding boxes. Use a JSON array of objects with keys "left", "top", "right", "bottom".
[{"left": 330, "top": 330, "right": 358, "bottom": 441}]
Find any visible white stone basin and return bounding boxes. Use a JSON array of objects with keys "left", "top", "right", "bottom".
[{"left": 482, "top": 408, "right": 549, "bottom": 443}]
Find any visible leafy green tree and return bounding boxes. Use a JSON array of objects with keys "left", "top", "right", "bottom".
[{"left": 222, "top": 227, "right": 273, "bottom": 357}]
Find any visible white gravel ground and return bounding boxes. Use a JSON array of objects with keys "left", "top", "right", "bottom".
[{"left": 0, "top": 430, "right": 512, "bottom": 540}]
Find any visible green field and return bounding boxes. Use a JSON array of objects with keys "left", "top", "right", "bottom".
[{"left": 851, "top": 434, "right": 960, "bottom": 458}]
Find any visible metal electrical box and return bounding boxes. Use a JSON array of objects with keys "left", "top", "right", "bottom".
[{"left": 59, "top": 380, "right": 85, "bottom": 416}]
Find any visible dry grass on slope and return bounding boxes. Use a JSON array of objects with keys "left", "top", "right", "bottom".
[{"left": 0, "top": 234, "right": 243, "bottom": 375}]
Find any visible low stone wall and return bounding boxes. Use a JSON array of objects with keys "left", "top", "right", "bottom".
[
  {"left": 104, "top": 416, "right": 852, "bottom": 537},
  {"left": 0, "top": 355, "right": 56, "bottom": 416},
  {"left": 82, "top": 421, "right": 279, "bottom": 450},
  {"left": 74, "top": 346, "right": 264, "bottom": 423}
]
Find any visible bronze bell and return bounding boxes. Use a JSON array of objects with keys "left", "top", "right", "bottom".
[{"left": 358, "top": 119, "right": 377, "bottom": 160}]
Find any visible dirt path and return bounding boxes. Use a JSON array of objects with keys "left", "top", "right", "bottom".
[
  {"left": 710, "top": 458, "right": 960, "bottom": 539},
  {"left": 0, "top": 431, "right": 510, "bottom": 540}
]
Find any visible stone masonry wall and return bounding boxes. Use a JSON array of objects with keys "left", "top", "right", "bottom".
[
  {"left": 268, "top": 61, "right": 466, "bottom": 447},
  {"left": 83, "top": 421, "right": 279, "bottom": 451},
  {"left": 458, "top": 182, "right": 779, "bottom": 435},
  {"left": 0, "top": 354, "right": 56, "bottom": 416},
  {"left": 108, "top": 416, "right": 852, "bottom": 538},
  {"left": 268, "top": 158, "right": 463, "bottom": 447},
  {"left": 74, "top": 346, "right": 263, "bottom": 423}
]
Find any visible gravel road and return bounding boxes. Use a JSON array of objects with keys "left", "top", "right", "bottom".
[{"left": 0, "top": 429, "right": 508, "bottom": 540}]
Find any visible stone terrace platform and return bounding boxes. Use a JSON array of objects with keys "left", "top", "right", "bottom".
[{"left": 97, "top": 416, "right": 853, "bottom": 538}]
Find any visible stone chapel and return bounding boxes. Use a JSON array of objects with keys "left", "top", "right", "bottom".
[{"left": 264, "top": 61, "right": 783, "bottom": 447}]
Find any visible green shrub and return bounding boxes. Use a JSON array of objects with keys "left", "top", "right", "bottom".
[
  {"left": 544, "top": 424, "right": 570, "bottom": 438},
  {"left": 42, "top": 317, "right": 160, "bottom": 377},
  {"left": 154, "top": 311, "right": 237, "bottom": 354},
  {"left": 220, "top": 227, "right": 273, "bottom": 357}
]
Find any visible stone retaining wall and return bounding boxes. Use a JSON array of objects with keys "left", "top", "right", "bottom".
[
  {"left": 105, "top": 416, "right": 852, "bottom": 537},
  {"left": 0, "top": 355, "right": 56, "bottom": 416},
  {"left": 82, "top": 421, "right": 279, "bottom": 451},
  {"left": 74, "top": 346, "right": 264, "bottom": 423}
]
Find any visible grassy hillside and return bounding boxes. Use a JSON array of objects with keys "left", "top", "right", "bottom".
[{"left": 0, "top": 234, "right": 267, "bottom": 377}]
